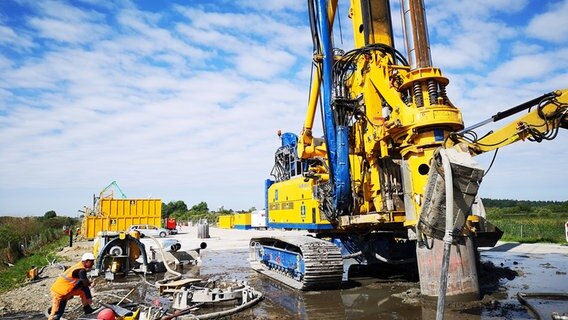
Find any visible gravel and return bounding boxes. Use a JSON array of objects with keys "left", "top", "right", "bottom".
[{"left": 0, "top": 241, "right": 93, "bottom": 317}]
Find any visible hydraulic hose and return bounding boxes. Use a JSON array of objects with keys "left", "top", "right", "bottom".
[
  {"left": 457, "top": 92, "right": 557, "bottom": 134},
  {"left": 374, "top": 253, "right": 416, "bottom": 265},
  {"left": 517, "top": 292, "right": 568, "bottom": 320},
  {"left": 192, "top": 291, "right": 264, "bottom": 320},
  {"left": 147, "top": 235, "right": 182, "bottom": 285},
  {"left": 436, "top": 148, "right": 454, "bottom": 320}
]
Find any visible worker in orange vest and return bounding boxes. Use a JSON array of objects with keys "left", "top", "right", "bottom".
[{"left": 48, "top": 252, "right": 97, "bottom": 320}]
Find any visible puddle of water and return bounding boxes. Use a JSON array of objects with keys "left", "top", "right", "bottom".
[
  {"left": 481, "top": 252, "right": 567, "bottom": 293},
  {"left": 197, "top": 249, "right": 568, "bottom": 320}
]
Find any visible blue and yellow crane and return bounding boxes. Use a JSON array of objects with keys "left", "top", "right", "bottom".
[{"left": 249, "top": 0, "right": 568, "bottom": 301}]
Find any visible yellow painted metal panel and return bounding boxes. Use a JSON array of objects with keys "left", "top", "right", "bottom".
[
  {"left": 82, "top": 198, "right": 162, "bottom": 240},
  {"left": 233, "top": 213, "right": 251, "bottom": 226},
  {"left": 218, "top": 215, "right": 234, "bottom": 229},
  {"left": 267, "top": 176, "right": 331, "bottom": 226}
]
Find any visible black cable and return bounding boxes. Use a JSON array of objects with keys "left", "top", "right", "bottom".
[
  {"left": 307, "top": 0, "right": 320, "bottom": 54},
  {"left": 332, "top": 43, "right": 409, "bottom": 89},
  {"left": 450, "top": 94, "right": 567, "bottom": 152},
  {"left": 307, "top": 62, "right": 315, "bottom": 107},
  {"left": 337, "top": 2, "right": 344, "bottom": 49},
  {"left": 453, "top": 129, "right": 511, "bottom": 148},
  {"left": 525, "top": 96, "right": 567, "bottom": 142},
  {"left": 482, "top": 148, "right": 498, "bottom": 178}
]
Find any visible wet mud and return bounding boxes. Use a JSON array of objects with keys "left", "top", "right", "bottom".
[
  {"left": 198, "top": 249, "right": 568, "bottom": 319},
  {"left": 3, "top": 247, "right": 567, "bottom": 319}
]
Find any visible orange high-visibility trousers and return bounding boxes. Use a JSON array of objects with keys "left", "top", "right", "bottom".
[{"left": 48, "top": 287, "right": 91, "bottom": 320}]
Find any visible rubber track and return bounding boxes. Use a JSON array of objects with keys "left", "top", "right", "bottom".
[{"left": 249, "top": 236, "right": 343, "bottom": 290}]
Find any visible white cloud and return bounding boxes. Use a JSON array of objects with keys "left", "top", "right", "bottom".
[
  {"left": 526, "top": 0, "right": 568, "bottom": 43},
  {"left": 176, "top": 24, "right": 248, "bottom": 54},
  {"left": 234, "top": 46, "right": 297, "bottom": 79},
  {"left": 488, "top": 54, "right": 556, "bottom": 83},
  {"left": 427, "top": 11, "right": 517, "bottom": 70},
  {"left": 114, "top": 10, "right": 207, "bottom": 61},
  {"left": 176, "top": 7, "right": 312, "bottom": 56},
  {"left": 25, "top": 0, "right": 110, "bottom": 44},
  {"left": 425, "top": 0, "right": 528, "bottom": 19},
  {"left": 485, "top": 48, "right": 568, "bottom": 87},
  {"left": 0, "top": 53, "right": 13, "bottom": 69},
  {"left": 1, "top": 0, "right": 567, "bottom": 216},
  {"left": 35, "top": 0, "right": 106, "bottom": 21},
  {"left": 238, "top": 0, "right": 304, "bottom": 12},
  {"left": 510, "top": 41, "right": 543, "bottom": 55},
  {"left": 0, "top": 24, "right": 35, "bottom": 49}
]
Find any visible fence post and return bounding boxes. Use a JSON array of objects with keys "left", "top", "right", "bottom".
[
  {"left": 520, "top": 224, "right": 524, "bottom": 240},
  {"left": 565, "top": 221, "right": 568, "bottom": 243}
]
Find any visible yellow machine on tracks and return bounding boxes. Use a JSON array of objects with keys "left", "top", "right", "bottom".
[{"left": 249, "top": 0, "right": 568, "bottom": 300}]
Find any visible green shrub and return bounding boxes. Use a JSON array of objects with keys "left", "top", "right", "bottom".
[
  {"left": 0, "top": 216, "right": 78, "bottom": 267},
  {"left": 0, "top": 237, "right": 67, "bottom": 293},
  {"left": 491, "top": 216, "right": 566, "bottom": 243}
]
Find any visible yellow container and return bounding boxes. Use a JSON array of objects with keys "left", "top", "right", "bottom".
[
  {"left": 218, "top": 215, "right": 234, "bottom": 229},
  {"left": 233, "top": 213, "right": 251, "bottom": 230},
  {"left": 83, "top": 198, "right": 162, "bottom": 240}
]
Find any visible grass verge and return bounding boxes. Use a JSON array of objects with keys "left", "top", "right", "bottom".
[
  {"left": 490, "top": 216, "right": 568, "bottom": 243},
  {"left": 0, "top": 237, "right": 69, "bottom": 294}
]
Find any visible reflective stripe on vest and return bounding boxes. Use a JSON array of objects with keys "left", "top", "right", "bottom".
[{"left": 51, "top": 261, "right": 85, "bottom": 296}]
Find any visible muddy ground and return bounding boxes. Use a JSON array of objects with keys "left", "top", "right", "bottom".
[{"left": 0, "top": 229, "right": 567, "bottom": 319}]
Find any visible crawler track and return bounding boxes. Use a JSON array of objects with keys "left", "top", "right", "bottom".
[{"left": 249, "top": 236, "right": 343, "bottom": 290}]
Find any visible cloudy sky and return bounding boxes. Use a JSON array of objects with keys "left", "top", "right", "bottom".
[{"left": 1, "top": 0, "right": 567, "bottom": 217}]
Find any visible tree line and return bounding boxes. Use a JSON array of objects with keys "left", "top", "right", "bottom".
[
  {"left": 482, "top": 198, "right": 568, "bottom": 217},
  {"left": 161, "top": 200, "right": 255, "bottom": 224},
  {"left": 160, "top": 198, "right": 568, "bottom": 222}
]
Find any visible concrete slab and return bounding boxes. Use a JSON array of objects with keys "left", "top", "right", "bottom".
[{"left": 479, "top": 241, "right": 568, "bottom": 255}]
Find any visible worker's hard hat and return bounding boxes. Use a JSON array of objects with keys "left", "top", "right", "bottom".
[
  {"left": 82, "top": 252, "right": 96, "bottom": 261},
  {"left": 97, "top": 308, "right": 116, "bottom": 320},
  {"left": 128, "top": 230, "right": 141, "bottom": 239}
]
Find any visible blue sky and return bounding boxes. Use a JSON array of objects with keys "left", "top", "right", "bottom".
[{"left": 1, "top": 0, "right": 567, "bottom": 217}]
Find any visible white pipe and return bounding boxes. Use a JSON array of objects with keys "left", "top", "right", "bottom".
[
  {"left": 436, "top": 148, "right": 454, "bottom": 320},
  {"left": 147, "top": 235, "right": 182, "bottom": 284},
  {"left": 374, "top": 253, "right": 416, "bottom": 265}
]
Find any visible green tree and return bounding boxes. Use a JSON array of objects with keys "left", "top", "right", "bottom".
[
  {"left": 217, "top": 208, "right": 233, "bottom": 215},
  {"left": 517, "top": 203, "right": 532, "bottom": 213},
  {"left": 44, "top": 210, "right": 57, "bottom": 219},
  {"left": 162, "top": 200, "right": 188, "bottom": 218},
  {"left": 190, "top": 201, "right": 209, "bottom": 213},
  {"left": 534, "top": 207, "right": 552, "bottom": 217},
  {"left": 43, "top": 216, "right": 76, "bottom": 229}
]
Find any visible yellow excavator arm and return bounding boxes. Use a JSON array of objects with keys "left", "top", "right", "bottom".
[{"left": 447, "top": 90, "right": 568, "bottom": 155}]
